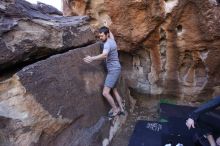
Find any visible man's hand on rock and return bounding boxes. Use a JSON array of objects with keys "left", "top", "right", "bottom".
[
  {"left": 83, "top": 56, "right": 94, "bottom": 63},
  {"left": 186, "top": 118, "right": 195, "bottom": 130}
]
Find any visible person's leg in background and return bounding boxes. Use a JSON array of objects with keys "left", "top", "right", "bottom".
[
  {"left": 216, "top": 137, "right": 220, "bottom": 146},
  {"left": 197, "top": 112, "right": 220, "bottom": 146},
  {"left": 207, "top": 134, "right": 217, "bottom": 146}
]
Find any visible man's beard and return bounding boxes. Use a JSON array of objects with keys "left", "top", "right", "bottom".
[{"left": 102, "top": 38, "right": 107, "bottom": 42}]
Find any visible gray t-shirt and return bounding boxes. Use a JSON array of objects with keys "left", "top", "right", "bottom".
[{"left": 103, "top": 38, "right": 121, "bottom": 71}]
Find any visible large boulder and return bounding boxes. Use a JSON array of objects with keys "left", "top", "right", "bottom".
[
  {"left": 0, "top": 43, "right": 132, "bottom": 146},
  {"left": 36, "top": 2, "right": 63, "bottom": 16},
  {"left": 0, "top": 0, "right": 95, "bottom": 71}
]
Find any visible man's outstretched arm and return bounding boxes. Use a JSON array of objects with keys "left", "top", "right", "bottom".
[{"left": 83, "top": 52, "right": 108, "bottom": 63}]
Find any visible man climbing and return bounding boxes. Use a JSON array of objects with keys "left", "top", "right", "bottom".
[
  {"left": 186, "top": 96, "right": 220, "bottom": 146},
  {"left": 83, "top": 26, "right": 125, "bottom": 117}
]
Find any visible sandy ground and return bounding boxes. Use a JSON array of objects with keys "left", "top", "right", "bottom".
[{"left": 110, "top": 96, "right": 160, "bottom": 146}]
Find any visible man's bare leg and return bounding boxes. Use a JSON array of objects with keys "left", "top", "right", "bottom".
[
  {"left": 207, "top": 134, "right": 217, "bottom": 146},
  {"left": 103, "top": 86, "right": 119, "bottom": 113},
  {"left": 113, "top": 88, "right": 124, "bottom": 112}
]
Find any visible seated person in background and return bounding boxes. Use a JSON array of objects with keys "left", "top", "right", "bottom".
[{"left": 186, "top": 96, "right": 220, "bottom": 146}]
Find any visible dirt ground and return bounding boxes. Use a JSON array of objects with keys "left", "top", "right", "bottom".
[{"left": 110, "top": 96, "right": 160, "bottom": 146}]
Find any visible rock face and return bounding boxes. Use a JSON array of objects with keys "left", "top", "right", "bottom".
[
  {"left": 0, "top": 0, "right": 95, "bottom": 71},
  {"left": 1, "top": 0, "right": 220, "bottom": 145},
  {"left": 62, "top": 0, "right": 164, "bottom": 52},
  {"left": 0, "top": 0, "right": 133, "bottom": 146},
  {"left": 159, "top": 0, "right": 220, "bottom": 100},
  {"left": 63, "top": 0, "right": 220, "bottom": 100},
  {"left": 0, "top": 43, "right": 132, "bottom": 146},
  {"left": 35, "top": 2, "right": 63, "bottom": 16}
]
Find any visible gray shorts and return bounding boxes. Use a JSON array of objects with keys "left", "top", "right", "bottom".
[{"left": 104, "top": 69, "right": 121, "bottom": 88}]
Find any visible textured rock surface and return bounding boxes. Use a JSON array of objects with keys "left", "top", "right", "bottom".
[
  {"left": 35, "top": 2, "right": 63, "bottom": 16},
  {"left": 0, "top": 43, "right": 133, "bottom": 146},
  {"left": 64, "top": 0, "right": 220, "bottom": 100},
  {"left": 0, "top": 0, "right": 95, "bottom": 71},
  {"left": 62, "top": 0, "right": 164, "bottom": 51},
  {"left": 1, "top": 0, "right": 220, "bottom": 145},
  {"left": 0, "top": 75, "right": 70, "bottom": 146},
  {"left": 0, "top": 1, "right": 133, "bottom": 146},
  {"left": 159, "top": 0, "right": 220, "bottom": 100}
]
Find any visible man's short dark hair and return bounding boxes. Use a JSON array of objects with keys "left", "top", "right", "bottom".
[{"left": 99, "top": 26, "right": 109, "bottom": 35}]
